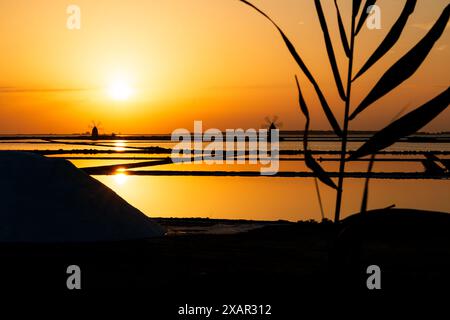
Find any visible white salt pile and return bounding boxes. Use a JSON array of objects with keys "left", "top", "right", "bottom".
[{"left": 0, "top": 151, "right": 165, "bottom": 242}]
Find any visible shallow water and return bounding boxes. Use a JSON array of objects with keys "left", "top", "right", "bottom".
[
  {"left": 95, "top": 175, "right": 450, "bottom": 222},
  {"left": 2, "top": 137, "right": 449, "bottom": 221}
]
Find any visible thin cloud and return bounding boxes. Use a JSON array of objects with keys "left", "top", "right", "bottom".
[
  {"left": 207, "top": 83, "right": 291, "bottom": 90},
  {"left": 0, "top": 87, "right": 96, "bottom": 93}
]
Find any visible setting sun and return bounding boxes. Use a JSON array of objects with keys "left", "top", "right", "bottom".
[{"left": 107, "top": 77, "right": 135, "bottom": 101}]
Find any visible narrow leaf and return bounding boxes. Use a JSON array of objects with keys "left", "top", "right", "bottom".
[
  {"left": 295, "top": 75, "right": 310, "bottom": 150},
  {"left": 334, "top": 0, "right": 350, "bottom": 57},
  {"left": 355, "top": 0, "right": 377, "bottom": 35},
  {"left": 295, "top": 75, "right": 310, "bottom": 126},
  {"left": 421, "top": 158, "right": 446, "bottom": 175},
  {"left": 353, "top": 0, "right": 363, "bottom": 18},
  {"left": 425, "top": 153, "right": 450, "bottom": 171},
  {"left": 359, "top": 104, "right": 408, "bottom": 214},
  {"left": 349, "top": 87, "right": 450, "bottom": 160},
  {"left": 350, "top": 4, "right": 450, "bottom": 120},
  {"left": 441, "top": 159, "right": 450, "bottom": 171},
  {"left": 295, "top": 76, "right": 338, "bottom": 190},
  {"left": 353, "top": 0, "right": 416, "bottom": 81},
  {"left": 315, "top": 0, "right": 346, "bottom": 101},
  {"left": 424, "top": 152, "right": 441, "bottom": 163},
  {"left": 305, "top": 150, "right": 338, "bottom": 189},
  {"left": 240, "top": 0, "right": 342, "bottom": 137}
]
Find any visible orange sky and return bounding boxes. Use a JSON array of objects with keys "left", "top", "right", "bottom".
[{"left": 0, "top": 0, "right": 449, "bottom": 134}]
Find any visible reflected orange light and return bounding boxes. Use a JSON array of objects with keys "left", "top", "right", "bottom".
[
  {"left": 114, "top": 168, "right": 128, "bottom": 185},
  {"left": 114, "top": 141, "right": 126, "bottom": 152}
]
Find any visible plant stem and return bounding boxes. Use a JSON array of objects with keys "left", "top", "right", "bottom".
[
  {"left": 314, "top": 177, "right": 325, "bottom": 221},
  {"left": 334, "top": 11, "right": 356, "bottom": 223},
  {"left": 360, "top": 154, "right": 376, "bottom": 214}
]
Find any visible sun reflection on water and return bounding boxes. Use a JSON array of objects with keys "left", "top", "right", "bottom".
[
  {"left": 114, "top": 168, "right": 128, "bottom": 185},
  {"left": 114, "top": 141, "right": 126, "bottom": 152}
]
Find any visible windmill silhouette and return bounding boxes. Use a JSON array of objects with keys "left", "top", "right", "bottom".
[
  {"left": 88, "top": 121, "right": 103, "bottom": 140},
  {"left": 261, "top": 116, "right": 282, "bottom": 143}
]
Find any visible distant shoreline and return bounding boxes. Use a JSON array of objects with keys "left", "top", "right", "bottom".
[
  {"left": 1, "top": 130, "right": 450, "bottom": 137},
  {"left": 1, "top": 132, "right": 450, "bottom": 143}
]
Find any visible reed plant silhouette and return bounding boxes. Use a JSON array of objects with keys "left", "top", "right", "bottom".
[{"left": 241, "top": 0, "right": 450, "bottom": 222}]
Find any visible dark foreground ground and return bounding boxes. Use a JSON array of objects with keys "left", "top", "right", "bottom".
[{"left": 1, "top": 208, "right": 450, "bottom": 313}]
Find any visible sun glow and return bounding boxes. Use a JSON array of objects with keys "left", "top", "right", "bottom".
[
  {"left": 114, "top": 168, "right": 128, "bottom": 185},
  {"left": 107, "top": 75, "right": 135, "bottom": 101}
]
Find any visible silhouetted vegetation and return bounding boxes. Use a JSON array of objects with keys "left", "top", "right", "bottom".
[{"left": 241, "top": 0, "right": 450, "bottom": 221}]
